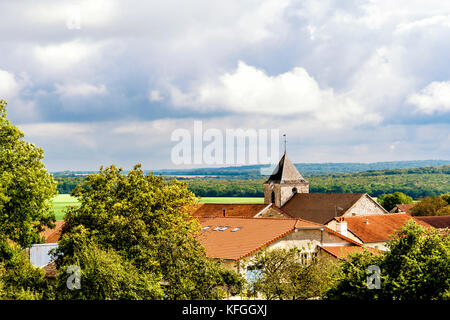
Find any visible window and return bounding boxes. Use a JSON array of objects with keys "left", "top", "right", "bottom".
[
  {"left": 212, "top": 226, "right": 222, "bottom": 231},
  {"left": 300, "top": 253, "right": 309, "bottom": 266},
  {"left": 218, "top": 226, "right": 230, "bottom": 231},
  {"left": 231, "top": 227, "right": 242, "bottom": 232},
  {"left": 202, "top": 225, "right": 212, "bottom": 230},
  {"left": 292, "top": 187, "right": 297, "bottom": 195},
  {"left": 271, "top": 191, "right": 275, "bottom": 203}
]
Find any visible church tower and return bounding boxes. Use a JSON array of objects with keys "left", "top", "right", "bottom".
[{"left": 263, "top": 152, "right": 309, "bottom": 207}]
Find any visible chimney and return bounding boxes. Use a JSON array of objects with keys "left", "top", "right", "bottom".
[{"left": 336, "top": 221, "right": 347, "bottom": 237}]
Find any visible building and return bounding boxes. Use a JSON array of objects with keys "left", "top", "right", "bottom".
[
  {"left": 326, "top": 213, "right": 430, "bottom": 251},
  {"left": 192, "top": 152, "right": 388, "bottom": 224},
  {"left": 196, "top": 216, "right": 363, "bottom": 275},
  {"left": 415, "top": 216, "right": 450, "bottom": 229},
  {"left": 390, "top": 203, "right": 414, "bottom": 214}
]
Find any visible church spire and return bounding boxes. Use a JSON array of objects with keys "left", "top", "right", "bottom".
[
  {"left": 264, "top": 152, "right": 309, "bottom": 207},
  {"left": 265, "top": 152, "right": 306, "bottom": 183}
]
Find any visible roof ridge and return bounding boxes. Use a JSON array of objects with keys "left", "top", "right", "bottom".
[{"left": 198, "top": 216, "right": 299, "bottom": 221}]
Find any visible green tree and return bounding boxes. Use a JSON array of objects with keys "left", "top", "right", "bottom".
[
  {"left": 0, "top": 99, "right": 57, "bottom": 248},
  {"left": 0, "top": 241, "right": 54, "bottom": 300},
  {"left": 54, "top": 227, "right": 163, "bottom": 300},
  {"left": 55, "top": 164, "right": 243, "bottom": 299},
  {"left": 411, "top": 196, "right": 449, "bottom": 216},
  {"left": 377, "top": 192, "right": 413, "bottom": 211},
  {"left": 245, "top": 248, "right": 337, "bottom": 300},
  {"left": 326, "top": 220, "right": 450, "bottom": 300}
]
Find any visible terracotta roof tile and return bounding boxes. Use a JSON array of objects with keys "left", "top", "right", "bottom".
[
  {"left": 320, "top": 246, "right": 380, "bottom": 259},
  {"left": 281, "top": 193, "right": 367, "bottom": 224},
  {"left": 339, "top": 213, "right": 430, "bottom": 242},
  {"left": 42, "top": 261, "right": 57, "bottom": 278},
  {"left": 415, "top": 216, "right": 450, "bottom": 229},
  {"left": 40, "top": 221, "right": 64, "bottom": 243},
  {"left": 191, "top": 203, "right": 268, "bottom": 218},
  {"left": 391, "top": 203, "right": 414, "bottom": 214},
  {"left": 197, "top": 217, "right": 361, "bottom": 261},
  {"left": 197, "top": 217, "right": 297, "bottom": 261}
]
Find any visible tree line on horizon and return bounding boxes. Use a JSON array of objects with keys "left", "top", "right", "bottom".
[{"left": 55, "top": 165, "right": 450, "bottom": 200}]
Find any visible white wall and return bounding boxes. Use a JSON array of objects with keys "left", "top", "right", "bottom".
[{"left": 29, "top": 243, "right": 58, "bottom": 267}]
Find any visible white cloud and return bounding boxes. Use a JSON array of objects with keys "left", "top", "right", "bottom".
[
  {"left": 408, "top": 81, "right": 450, "bottom": 114},
  {"left": 33, "top": 40, "right": 105, "bottom": 72},
  {"left": 395, "top": 14, "right": 450, "bottom": 34},
  {"left": 55, "top": 82, "right": 108, "bottom": 97},
  {"left": 170, "top": 61, "right": 381, "bottom": 126},
  {"left": 149, "top": 90, "right": 163, "bottom": 102},
  {"left": 0, "top": 69, "right": 19, "bottom": 98}
]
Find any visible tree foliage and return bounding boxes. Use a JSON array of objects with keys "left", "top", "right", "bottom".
[
  {"left": 377, "top": 192, "right": 413, "bottom": 211},
  {"left": 0, "top": 240, "right": 54, "bottom": 300},
  {"left": 0, "top": 99, "right": 57, "bottom": 248},
  {"left": 54, "top": 230, "right": 163, "bottom": 300},
  {"left": 411, "top": 195, "right": 450, "bottom": 216},
  {"left": 326, "top": 220, "right": 450, "bottom": 300},
  {"left": 54, "top": 165, "right": 244, "bottom": 299},
  {"left": 244, "top": 248, "right": 337, "bottom": 300}
]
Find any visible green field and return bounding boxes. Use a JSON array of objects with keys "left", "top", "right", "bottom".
[
  {"left": 52, "top": 194, "right": 80, "bottom": 221},
  {"left": 51, "top": 194, "right": 264, "bottom": 221}
]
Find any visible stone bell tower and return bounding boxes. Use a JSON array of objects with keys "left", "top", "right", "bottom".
[{"left": 263, "top": 152, "right": 309, "bottom": 207}]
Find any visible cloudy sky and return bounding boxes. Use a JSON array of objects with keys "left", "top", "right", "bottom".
[{"left": 1, "top": 0, "right": 449, "bottom": 171}]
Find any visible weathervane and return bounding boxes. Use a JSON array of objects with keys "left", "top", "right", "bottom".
[{"left": 283, "top": 134, "right": 287, "bottom": 154}]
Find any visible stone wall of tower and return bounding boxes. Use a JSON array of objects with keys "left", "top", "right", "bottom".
[
  {"left": 264, "top": 181, "right": 309, "bottom": 207},
  {"left": 280, "top": 182, "right": 309, "bottom": 206}
]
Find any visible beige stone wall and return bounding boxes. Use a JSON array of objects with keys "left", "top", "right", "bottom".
[
  {"left": 363, "top": 242, "right": 388, "bottom": 251},
  {"left": 264, "top": 181, "right": 309, "bottom": 206},
  {"left": 343, "top": 195, "right": 386, "bottom": 217},
  {"left": 257, "top": 206, "right": 289, "bottom": 218},
  {"left": 326, "top": 220, "right": 363, "bottom": 244}
]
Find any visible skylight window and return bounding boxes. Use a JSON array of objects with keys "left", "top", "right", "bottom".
[
  {"left": 218, "top": 226, "right": 230, "bottom": 231},
  {"left": 231, "top": 227, "right": 242, "bottom": 232},
  {"left": 212, "top": 226, "right": 222, "bottom": 231},
  {"left": 202, "top": 226, "right": 212, "bottom": 230}
]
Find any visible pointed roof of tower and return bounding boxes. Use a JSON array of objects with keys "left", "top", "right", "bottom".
[{"left": 265, "top": 152, "right": 307, "bottom": 183}]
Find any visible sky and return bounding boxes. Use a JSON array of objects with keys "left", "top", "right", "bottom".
[{"left": 0, "top": 0, "right": 449, "bottom": 171}]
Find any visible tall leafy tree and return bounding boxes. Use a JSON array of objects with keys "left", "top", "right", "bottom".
[
  {"left": 244, "top": 248, "right": 337, "bottom": 300},
  {"left": 0, "top": 99, "right": 57, "bottom": 248},
  {"left": 377, "top": 192, "right": 413, "bottom": 211},
  {"left": 326, "top": 220, "right": 450, "bottom": 300},
  {"left": 411, "top": 195, "right": 449, "bottom": 216},
  {"left": 55, "top": 165, "right": 243, "bottom": 299}
]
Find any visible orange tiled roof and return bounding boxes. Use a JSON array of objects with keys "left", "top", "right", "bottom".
[
  {"left": 338, "top": 213, "right": 430, "bottom": 243},
  {"left": 197, "top": 217, "right": 361, "bottom": 261},
  {"left": 320, "top": 246, "right": 380, "bottom": 259},
  {"left": 415, "top": 216, "right": 450, "bottom": 229},
  {"left": 391, "top": 203, "right": 414, "bottom": 214},
  {"left": 40, "top": 221, "right": 64, "bottom": 243},
  {"left": 197, "top": 217, "right": 298, "bottom": 261},
  {"left": 42, "top": 261, "right": 57, "bottom": 278},
  {"left": 191, "top": 203, "right": 269, "bottom": 218}
]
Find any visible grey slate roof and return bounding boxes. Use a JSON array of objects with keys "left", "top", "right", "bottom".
[{"left": 265, "top": 153, "right": 307, "bottom": 183}]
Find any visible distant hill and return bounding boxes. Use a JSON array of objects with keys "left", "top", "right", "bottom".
[
  {"left": 53, "top": 163, "right": 450, "bottom": 198},
  {"left": 153, "top": 160, "right": 450, "bottom": 178}
]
